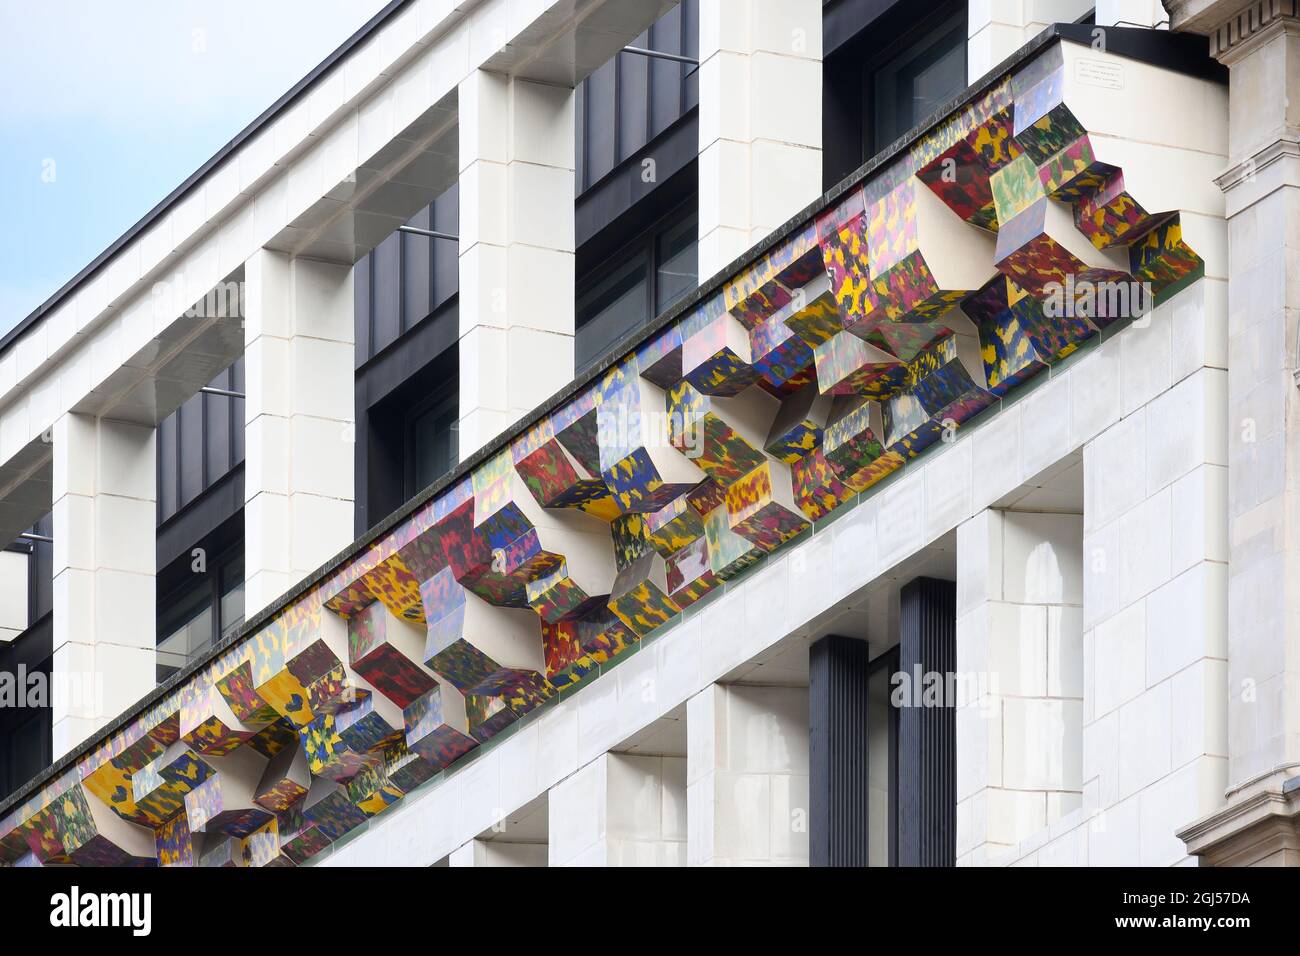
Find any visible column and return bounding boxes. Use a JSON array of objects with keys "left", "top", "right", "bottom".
[
  {"left": 1215, "top": 3, "right": 1300, "bottom": 803},
  {"left": 1080, "top": 293, "right": 1228, "bottom": 864},
  {"left": 808, "top": 634, "right": 870, "bottom": 866},
  {"left": 457, "top": 70, "right": 575, "bottom": 460},
  {"left": 1167, "top": 0, "right": 1300, "bottom": 863},
  {"left": 51, "top": 413, "right": 156, "bottom": 758},
  {"left": 897, "top": 576, "right": 956, "bottom": 866},
  {"left": 697, "top": 0, "right": 822, "bottom": 278},
  {"left": 547, "top": 753, "right": 686, "bottom": 866},
  {"left": 686, "top": 682, "right": 809, "bottom": 866},
  {"left": 243, "top": 249, "right": 354, "bottom": 616},
  {"left": 955, "top": 510, "right": 1084, "bottom": 866}
]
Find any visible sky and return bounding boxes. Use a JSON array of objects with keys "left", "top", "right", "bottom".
[{"left": 0, "top": 0, "right": 392, "bottom": 336}]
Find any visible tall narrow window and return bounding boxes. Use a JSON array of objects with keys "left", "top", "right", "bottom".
[
  {"left": 576, "top": 250, "right": 650, "bottom": 373},
  {"left": 409, "top": 383, "right": 459, "bottom": 495},
  {"left": 869, "top": 16, "right": 967, "bottom": 153},
  {"left": 655, "top": 210, "right": 698, "bottom": 311},
  {"left": 576, "top": 201, "right": 698, "bottom": 375}
]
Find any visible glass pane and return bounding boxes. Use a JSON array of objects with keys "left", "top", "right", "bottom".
[
  {"left": 412, "top": 392, "right": 459, "bottom": 491},
  {"left": 219, "top": 552, "right": 245, "bottom": 640},
  {"left": 871, "top": 19, "right": 967, "bottom": 151},
  {"left": 576, "top": 251, "right": 649, "bottom": 373},
  {"left": 655, "top": 211, "right": 698, "bottom": 312},
  {"left": 157, "top": 589, "right": 212, "bottom": 684}
]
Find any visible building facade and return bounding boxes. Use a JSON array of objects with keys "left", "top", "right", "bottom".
[{"left": 0, "top": 0, "right": 1292, "bottom": 867}]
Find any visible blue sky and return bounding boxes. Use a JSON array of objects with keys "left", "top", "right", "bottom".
[{"left": 0, "top": 0, "right": 391, "bottom": 336}]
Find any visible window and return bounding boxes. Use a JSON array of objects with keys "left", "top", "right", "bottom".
[
  {"left": 869, "top": 16, "right": 967, "bottom": 152},
  {"left": 576, "top": 0, "right": 699, "bottom": 193},
  {"left": 821, "top": 0, "right": 969, "bottom": 185},
  {"left": 576, "top": 203, "right": 698, "bottom": 374},
  {"left": 408, "top": 381, "right": 458, "bottom": 496},
  {"left": 156, "top": 546, "right": 245, "bottom": 683}
]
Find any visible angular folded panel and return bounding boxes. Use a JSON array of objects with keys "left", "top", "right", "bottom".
[
  {"left": 347, "top": 599, "right": 437, "bottom": 709},
  {"left": 597, "top": 356, "right": 705, "bottom": 512},
  {"left": 666, "top": 379, "right": 772, "bottom": 487},
  {"left": 883, "top": 332, "right": 996, "bottom": 457},
  {"left": 823, "top": 397, "right": 905, "bottom": 494}
]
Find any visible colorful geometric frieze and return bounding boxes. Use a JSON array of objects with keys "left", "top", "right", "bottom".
[{"left": 0, "top": 41, "right": 1214, "bottom": 868}]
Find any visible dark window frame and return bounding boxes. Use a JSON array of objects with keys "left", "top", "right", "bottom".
[
  {"left": 155, "top": 539, "right": 245, "bottom": 684},
  {"left": 403, "top": 374, "right": 460, "bottom": 500},
  {"left": 822, "top": 0, "right": 969, "bottom": 186},
  {"left": 576, "top": 0, "right": 699, "bottom": 194},
  {"left": 575, "top": 194, "right": 699, "bottom": 375}
]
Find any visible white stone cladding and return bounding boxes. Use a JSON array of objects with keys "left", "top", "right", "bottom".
[
  {"left": 243, "top": 250, "right": 355, "bottom": 616},
  {"left": 50, "top": 414, "right": 157, "bottom": 758},
  {"left": 456, "top": 70, "right": 576, "bottom": 460},
  {"left": 697, "top": 0, "right": 823, "bottom": 277}
]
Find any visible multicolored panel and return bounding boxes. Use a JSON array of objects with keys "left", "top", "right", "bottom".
[
  {"left": 404, "top": 687, "right": 477, "bottom": 769},
  {"left": 542, "top": 607, "right": 638, "bottom": 689},
  {"left": 682, "top": 314, "right": 761, "bottom": 397},
  {"left": 184, "top": 774, "right": 274, "bottom": 837},
  {"left": 723, "top": 462, "right": 810, "bottom": 551},
  {"left": 216, "top": 661, "right": 281, "bottom": 726},
  {"left": 883, "top": 336, "right": 996, "bottom": 457},
  {"left": 354, "top": 554, "right": 426, "bottom": 624},
  {"left": 813, "top": 331, "right": 909, "bottom": 398},
  {"left": 303, "top": 785, "right": 369, "bottom": 842},
  {"left": 764, "top": 381, "right": 831, "bottom": 465},
  {"left": 990, "top": 153, "right": 1048, "bottom": 226},
  {"left": 334, "top": 695, "right": 404, "bottom": 756},
  {"left": 994, "top": 199, "right": 1094, "bottom": 297},
  {"left": 749, "top": 307, "right": 815, "bottom": 390},
  {"left": 664, "top": 536, "right": 721, "bottom": 609},
  {"left": 347, "top": 600, "right": 437, "bottom": 709},
  {"left": 525, "top": 559, "right": 601, "bottom": 623},
  {"left": 723, "top": 221, "right": 823, "bottom": 328},
  {"left": 791, "top": 446, "right": 855, "bottom": 520},
  {"left": 782, "top": 278, "right": 843, "bottom": 350},
  {"left": 180, "top": 686, "right": 257, "bottom": 757},
  {"left": 1129, "top": 217, "right": 1204, "bottom": 305},
  {"left": 131, "top": 746, "right": 216, "bottom": 826},
  {"left": 155, "top": 812, "right": 195, "bottom": 867},
  {"left": 702, "top": 504, "right": 764, "bottom": 581},
  {"left": 1012, "top": 67, "right": 1086, "bottom": 164},
  {"left": 420, "top": 566, "right": 545, "bottom": 696},
  {"left": 279, "top": 816, "right": 332, "bottom": 866},
  {"left": 1038, "top": 134, "right": 1114, "bottom": 204},
  {"left": 823, "top": 400, "right": 905, "bottom": 494},
  {"left": 666, "top": 380, "right": 767, "bottom": 486},
  {"left": 965, "top": 276, "right": 1054, "bottom": 394},
  {"left": 255, "top": 743, "right": 311, "bottom": 813},
  {"left": 597, "top": 362, "right": 702, "bottom": 513},
  {"left": 608, "top": 552, "right": 680, "bottom": 638},
  {"left": 817, "top": 192, "right": 876, "bottom": 335},
  {"left": 916, "top": 106, "right": 1021, "bottom": 229},
  {"left": 513, "top": 427, "right": 618, "bottom": 520},
  {"left": 1073, "top": 167, "right": 1168, "bottom": 249},
  {"left": 645, "top": 494, "right": 706, "bottom": 557},
  {"left": 464, "top": 669, "right": 552, "bottom": 743}
]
